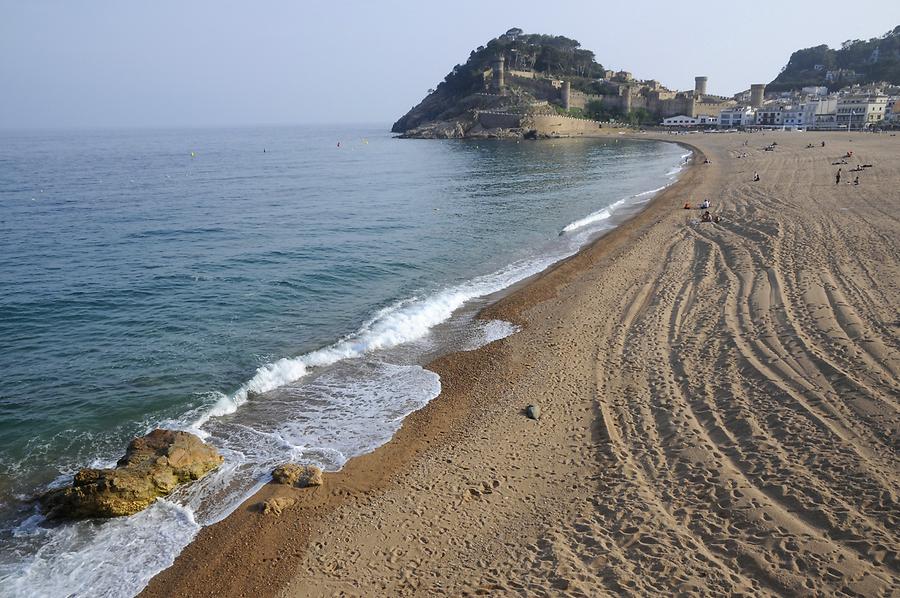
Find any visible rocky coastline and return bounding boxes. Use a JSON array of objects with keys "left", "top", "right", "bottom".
[{"left": 40, "top": 429, "right": 223, "bottom": 519}]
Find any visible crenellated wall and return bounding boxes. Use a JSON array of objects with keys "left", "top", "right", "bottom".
[
  {"left": 523, "top": 114, "right": 604, "bottom": 136},
  {"left": 475, "top": 111, "right": 606, "bottom": 136}
]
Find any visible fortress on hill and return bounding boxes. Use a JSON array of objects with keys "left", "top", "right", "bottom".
[
  {"left": 487, "top": 55, "right": 764, "bottom": 119},
  {"left": 391, "top": 29, "right": 770, "bottom": 138}
]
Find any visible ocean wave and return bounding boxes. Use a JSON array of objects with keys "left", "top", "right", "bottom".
[
  {"left": 191, "top": 259, "right": 555, "bottom": 433},
  {"left": 560, "top": 183, "right": 665, "bottom": 235}
]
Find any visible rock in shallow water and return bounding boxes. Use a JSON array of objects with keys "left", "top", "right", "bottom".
[
  {"left": 272, "top": 463, "right": 324, "bottom": 488},
  {"left": 40, "top": 429, "right": 223, "bottom": 519}
]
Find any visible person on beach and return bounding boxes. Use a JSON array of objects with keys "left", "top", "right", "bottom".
[
  {"left": 836, "top": 169, "right": 842, "bottom": 185},
  {"left": 701, "top": 211, "right": 713, "bottom": 223},
  {"left": 821, "top": 141, "right": 826, "bottom": 147},
  {"left": 854, "top": 176, "right": 860, "bottom": 186},
  {"left": 700, "top": 199, "right": 710, "bottom": 210},
  {"left": 753, "top": 172, "right": 760, "bottom": 182},
  {"left": 683, "top": 202, "right": 692, "bottom": 209}
]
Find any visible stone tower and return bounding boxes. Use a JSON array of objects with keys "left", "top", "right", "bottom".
[
  {"left": 491, "top": 55, "right": 505, "bottom": 92},
  {"left": 694, "top": 76, "right": 708, "bottom": 97},
  {"left": 750, "top": 84, "right": 766, "bottom": 108},
  {"left": 561, "top": 81, "right": 571, "bottom": 110}
]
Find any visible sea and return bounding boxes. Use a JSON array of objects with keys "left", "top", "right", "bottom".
[{"left": 0, "top": 125, "right": 688, "bottom": 597}]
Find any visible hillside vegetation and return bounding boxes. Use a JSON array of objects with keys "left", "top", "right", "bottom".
[
  {"left": 769, "top": 26, "right": 900, "bottom": 91},
  {"left": 392, "top": 29, "right": 605, "bottom": 133}
]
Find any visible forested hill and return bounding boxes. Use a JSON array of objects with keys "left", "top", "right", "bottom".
[
  {"left": 768, "top": 26, "right": 900, "bottom": 91},
  {"left": 391, "top": 28, "right": 606, "bottom": 133}
]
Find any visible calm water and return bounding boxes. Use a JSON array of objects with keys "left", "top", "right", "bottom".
[{"left": 0, "top": 125, "right": 687, "bottom": 597}]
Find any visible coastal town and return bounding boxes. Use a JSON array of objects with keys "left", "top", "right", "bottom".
[
  {"left": 486, "top": 56, "right": 899, "bottom": 132},
  {"left": 393, "top": 27, "right": 900, "bottom": 138},
  {"left": 658, "top": 79, "right": 898, "bottom": 130}
]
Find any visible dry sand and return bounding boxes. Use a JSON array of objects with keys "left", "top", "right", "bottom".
[{"left": 142, "top": 131, "right": 900, "bottom": 597}]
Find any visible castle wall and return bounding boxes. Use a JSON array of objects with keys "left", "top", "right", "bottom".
[
  {"left": 476, "top": 111, "right": 522, "bottom": 129},
  {"left": 524, "top": 114, "right": 604, "bottom": 136},
  {"left": 693, "top": 100, "right": 733, "bottom": 118},
  {"left": 507, "top": 69, "right": 535, "bottom": 79},
  {"left": 566, "top": 90, "right": 603, "bottom": 110},
  {"left": 649, "top": 96, "right": 695, "bottom": 118},
  {"left": 513, "top": 78, "right": 560, "bottom": 103}
]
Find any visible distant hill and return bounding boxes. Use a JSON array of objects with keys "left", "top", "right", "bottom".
[
  {"left": 392, "top": 29, "right": 606, "bottom": 134},
  {"left": 769, "top": 26, "right": 900, "bottom": 92}
]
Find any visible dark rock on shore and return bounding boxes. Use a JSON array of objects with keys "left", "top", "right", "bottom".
[{"left": 40, "top": 429, "right": 223, "bottom": 519}]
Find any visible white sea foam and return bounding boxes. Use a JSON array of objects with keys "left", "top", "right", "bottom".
[
  {"left": 666, "top": 150, "right": 693, "bottom": 176},
  {"left": 0, "top": 500, "right": 199, "bottom": 598},
  {"left": 561, "top": 182, "right": 669, "bottom": 234},
  {"left": 472, "top": 319, "right": 520, "bottom": 348},
  {"left": 191, "top": 258, "right": 556, "bottom": 432},
  {"left": 0, "top": 141, "right": 691, "bottom": 598}
]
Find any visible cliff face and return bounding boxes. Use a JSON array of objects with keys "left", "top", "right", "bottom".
[
  {"left": 392, "top": 90, "right": 506, "bottom": 134},
  {"left": 391, "top": 89, "right": 454, "bottom": 133}
]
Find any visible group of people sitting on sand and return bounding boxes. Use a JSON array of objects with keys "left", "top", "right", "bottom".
[
  {"left": 700, "top": 211, "right": 720, "bottom": 223},
  {"left": 683, "top": 199, "right": 720, "bottom": 223}
]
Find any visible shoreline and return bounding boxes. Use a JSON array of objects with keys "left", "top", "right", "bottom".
[
  {"left": 138, "top": 137, "right": 703, "bottom": 597},
  {"left": 143, "top": 131, "right": 898, "bottom": 597}
]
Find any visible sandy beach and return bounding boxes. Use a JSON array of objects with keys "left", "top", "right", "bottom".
[{"left": 141, "top": 131, "right": 899, "bottom": 597}]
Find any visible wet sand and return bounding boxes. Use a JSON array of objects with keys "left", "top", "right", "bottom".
[{"left": 142, "top": 131, "right": 899, "bottom": 597}]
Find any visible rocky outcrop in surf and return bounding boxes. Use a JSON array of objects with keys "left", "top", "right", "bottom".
[{"left": 40, "top": 429, "right": 223, "bottom": 519}]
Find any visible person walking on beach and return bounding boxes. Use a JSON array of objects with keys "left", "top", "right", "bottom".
[
  {"left": 835, "top": 168, "right": 842, "bottom": 185},
  {"left": 753, "top": 172, "right": 760, "bottom": 182}
]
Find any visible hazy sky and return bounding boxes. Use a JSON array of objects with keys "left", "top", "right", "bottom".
[{"left": 1, "top": 1, "right": 896, "bottom": 129}]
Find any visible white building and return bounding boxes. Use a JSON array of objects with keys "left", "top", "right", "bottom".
[
  {"left": 803, "top": 98, "right": 838, "bottom": 130},
  {"left": 662, "top": 114, "right": 717, "bottom": 127},
  {"left": 662, "top": 115, "right": 699, "bottom": 127},
  {"left": 755, "top": 106, "right": 785, "bottom": 128},
  {"left": 718, "top": 106, "right": 756, "bottom": 128},
  {"left": 836, "top": 94, "right": 888, "bottom": 130},
  {"left": 781, "top": 106, "right": 806, "bottom": 129}
]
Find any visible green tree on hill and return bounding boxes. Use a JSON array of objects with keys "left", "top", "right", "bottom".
[{"left": 769, "top": 26, "right": 900, "bottom": 91}]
